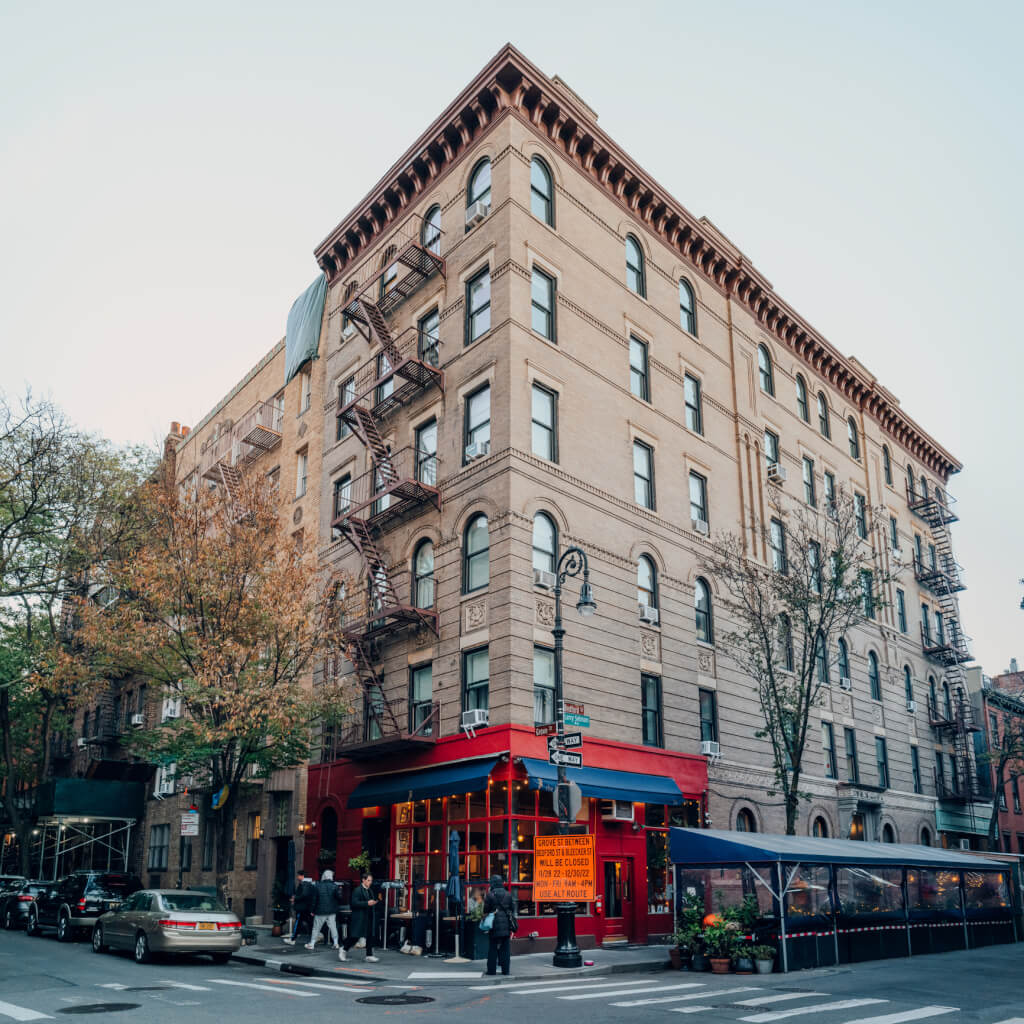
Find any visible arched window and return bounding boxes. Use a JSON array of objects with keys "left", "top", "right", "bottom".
[
  {"left": 421, "top": 204, "right": 441, "bottom": 255},
  {"left": 413, "top": 539, "right": 434, "bottom": 609},
  {"left": 778, "top": 614, "right": 794, "bottom": 672},
  {"left": 920, "top": 474, "right": 928, "bottom": 499},
  {"left": 904, "top": 666, "right": 914, "bottom": 704},
  {"left": 837, "top": 638, "right": 851, "bottom": 682},
  {"left": 847, "top": 417, "right": 861, "bottom": 460},
  {"left": 795, "top": 374, "right": 809, "bottom": 422},
  {"left": 920, "top": 826, "right": 932, "bottom": 847},
  {"left": 736, "top": 808, "right": 757, "bottom": 833},
  {"left": 625, "top": 234, "right": 645, "bottom": 297},
  {"left": 907, "top": 464, "right": 916, "bottom": 498},
  {"left": 882, "top": 445, "right": 893, "bottom": 486},
  {"left": 812, "top": 817, "right": 829, "bottom": 838},
  {"left": 379, "top": 245, "right": 398, "bottom": 300},
  {"left": 532, "top": 512, "right": 557, "bottom": 574},
  {"left": 942, "top": 680, "right": 952, "bottom": 719},
  {"left": 530, "top": 157, "right": 553, "bottom": 225},
  {"left": 815, "top": 632, "right": 829, "bottom": 684},
  {"left": 817, "top": 393, "right": 831, "bottom": 439},
  {"left": 463, "top": 514, "right": 489, "bottom": 593},
  {"left": 694, "top": 577, "right": 713, "bottom": 644},
  {"left": 679, "top": 279, "right": 696, "bottom": 335},
  {"left": 929, "top": 676, "right": 938, "bottom": 716},
  {"left": 868, "top": 651, "right": 881, "bottom": 700},
  {"left": 881, "top": 823, "right": 896, "bottom": 844},
  {"left": 757, "top": 345, "right": 774, "bottom": 396},
  {"left": 637, "top": 555, "right": 657, "bottom": 610},
  {"left": 321, "top": 807, "right": 339, "bottom": 859},
  {"left": 467, "top": 158, "right": 491, "bottom": 213}
]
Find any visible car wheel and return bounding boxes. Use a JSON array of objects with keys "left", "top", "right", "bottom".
[
  {"left": 210, "top": 952, "right": 231, "bottom": 965},
  {"left": 92, "top": 925, "right": 107, "bottom": 954},
  {"left": 134, "top": 931, "right": 151, "bottom": 964},
  {"left": 26, "top": 910, "right": 40, "bottom": 936},
  {"left": 2, "top": 909, "right": 12, "bottom": 930},
  {"left": 57, "top": 912, "right": 72, "bottom": 942}
]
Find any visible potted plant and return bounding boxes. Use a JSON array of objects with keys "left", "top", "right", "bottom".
[
  {"left": 669, "top": 926, "right": 691, "bottom": 970},
  {"left": 463, "top": 901, "right": 490, "bottom": 960},
  {"left": 702, "top": 919, "right": 738, "bottom": 973},
  {"left": 348, "top": 849, "right": 371, "bottom": 877},
  {"left": 733, "top": 944, "right": 754, "bottom": 974},
  {"left": 752, "top": 944, "right": 776, "bottom": 974}
]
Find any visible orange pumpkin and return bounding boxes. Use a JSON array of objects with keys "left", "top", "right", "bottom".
[{"left": 702, "top": 913, "right": 720, "bottom": 927}]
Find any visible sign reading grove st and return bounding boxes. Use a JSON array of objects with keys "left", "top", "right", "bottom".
[{"left": 533, "top": 834, "right": 596, "bottom": 902}]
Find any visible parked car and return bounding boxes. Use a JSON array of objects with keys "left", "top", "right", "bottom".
[
  {"left": 27, "top": 871, "right": 141, "bottom": 941},
  {"left": 92, "top": 889, "right": 242, "bottom": 964},
  {"left": 0, "top": 880, "right": 46, "bottom": 930},
  {"left": 0, "top": 875, "right": 26, "bottom": 889}
]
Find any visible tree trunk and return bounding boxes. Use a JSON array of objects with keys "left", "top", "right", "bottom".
[
  {"left": 784, "top": 774, "right": 800, "bottom": 835},
  {"left": 214, "top": 788, "right": 237, "bottom": 910}
]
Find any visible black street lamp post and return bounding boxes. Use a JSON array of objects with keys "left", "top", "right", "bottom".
[{"left": 551, "top": 544, "right": 596, "bottom": 969}]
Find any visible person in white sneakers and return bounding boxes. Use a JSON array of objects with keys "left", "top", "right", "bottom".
[
  {"left": 339, "top": 873, "right": 379, "bottom": 963},
  {"left": 306, "top": 869, "right": 342, "bottom": 950}
]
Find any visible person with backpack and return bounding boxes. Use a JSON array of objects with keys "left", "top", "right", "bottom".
[
  {"left": 482, "top": 873, "right": 517, "bottom": 976},
  {"left": 306, "top": 869, "right": 342, "bottom": 950},
  {"left": 283, "top": 869, "right": 315, "bottom": 945}
]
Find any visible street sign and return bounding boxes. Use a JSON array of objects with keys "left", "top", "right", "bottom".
[
  {"left": 547, "top": 734, "right": 562, "bottom": 754},
  {"left": 549, "top": 749, "right": 583, "bottom": 768},
  {"left": 561, "top": 732, "right": 583, "bottom": 749},
  {"left": 180, "top": 811, "right": 199, "bottom": 837},
  {"left": 534, "top": 834, "right": 596, "bottom": 902},
  {"left": 563, "top": 713, "right": 590, "bottom": 728},
  {"left": 535, "top": 723, "right": 558, "bottom": 737},
  {"left": 559, "top": 700, "right": 585, "bottom": 716}
]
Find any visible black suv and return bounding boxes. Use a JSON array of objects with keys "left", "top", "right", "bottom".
[{"left": 28, "top": 872, "right": 141, "bottom": 941}]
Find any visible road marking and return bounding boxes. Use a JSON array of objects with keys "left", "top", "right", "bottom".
[
  {"left": 615, "top": 986, "right": 759, "bottom": 1007},
  {"left": 208, "top": 980, "right": 318, "bottom": 997},
  {"left": 994, "top": 1020, "right": 1024, "bottom": 1024},
  {"left": 841, "top": 1010, "right": 959, "bottom": 1024},
  {"left": 158, "top": 981, "right": 211, "bottom": 992},
  {"left": 256, "top": 978, "right": 375, "bottom": 992},
  {"left": 501, "top": 980, "right": 653, "bottom": 996},
  {"left": 0, "top": 1000, "right": 52, "bottom": 1022},
  {"left": 98, "top": 984, "right": 127, "bottom": 991},
  {"left": 672, "top": 1009, "right": 712, "bottom": 1015},
  {"left": 408, "top": 971, "right": 483, "bottom": 979},
  {"left": 561, "top": 983, "right": 707, "bottom": 1001},
  {"left": 741, "top": 998, "right": 888, "bottom": 1022},
  {"left": 734, "top": 993, "right": 828, "bottom": 1006}
]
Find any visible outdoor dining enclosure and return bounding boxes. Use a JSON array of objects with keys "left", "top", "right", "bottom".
[{"left": 670, "top": 828, "right": 1018, "bottom": 972}]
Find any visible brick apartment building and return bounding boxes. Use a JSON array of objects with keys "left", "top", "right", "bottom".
[{"left": 301, "top": 45, "right": 973, "bottom": 950}]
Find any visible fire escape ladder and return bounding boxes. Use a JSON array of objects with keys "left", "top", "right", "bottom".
[
  {"left": 360, "top": 298, "right": 403, "bottom": 370},
  {"left": 218, "top": 462, "right": 243, "bottom": 499},
  {"left": 349, "top": 406, "right": 390, "bottom": 464}
]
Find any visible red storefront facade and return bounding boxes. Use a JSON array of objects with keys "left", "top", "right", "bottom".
[{"left": 306, "top": 724, "right": 707, "bottom": 951}]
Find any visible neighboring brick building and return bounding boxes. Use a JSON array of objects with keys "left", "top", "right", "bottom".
[{"left": 302, "top": 44, "right": 973, "bottom": 951}]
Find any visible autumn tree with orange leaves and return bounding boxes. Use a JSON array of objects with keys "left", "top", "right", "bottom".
[{"left": 80, "top": 471, "right": 350, "bottom": 903}]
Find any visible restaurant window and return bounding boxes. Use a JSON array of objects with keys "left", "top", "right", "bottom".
[
  {"left": 699, "top": 688, "right": 718, "bottom": 743},
  {"left": 409, "top": 664, "right": 433, "bottom": 735},
  {"left": 463, "top": 647, "right": 489, "bottom": 712},
  {"left": 534, "top": 647, "right": 555, "bottom": 726},
  {"left": 641, "top": 673, "right": 663, "bottom": 748}
]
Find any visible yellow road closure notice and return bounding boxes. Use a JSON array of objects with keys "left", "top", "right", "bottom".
[{"left": 533, "top": 834, "right": 596, "bottom": 902}]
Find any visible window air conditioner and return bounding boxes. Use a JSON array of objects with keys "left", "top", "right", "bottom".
[
  {"left": 462, "top": 708, "right": 489, "bottom": 730},
  {"left": 692, "top": 518, "right": 710, "bottom": 536},
  {"left": 638, "top": 603, "right": 659, "bottom": 625},
  {"left": 131, "top": 713, "right": 144, "bottom": 728},
  {"left": 77, "top": 737, "right": 88, "bottom": 750},
  {"left": 161, "top": 700, "right": 181, "bottom": 722},
  {"left": 155, "top": 780, "right": 175, "bottom": 798},
  {"left": 599, "top": 799, "right": 635, "bottom": 823},
  {"left": 701, "top": 740, "right": 721, "bottom": 758},
  {"left": 465, "top": 200, "right": 489, "bottom": 229},
  {"left": 464, "top": 441, "right": 490, "bottom": 462},
  {"left": 533, "top": 569, "right": 556, "bottom": 590},
  {"left": 906, "top": 699, "right": 917, "bottom": 713},
  {"left": 767, "top": 464, "right": 787, "bottom": 485},
  {"left": 839, "top": 675, "right": 852, "bottom": 691}
]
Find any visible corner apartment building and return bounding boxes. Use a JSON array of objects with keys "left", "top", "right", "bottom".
[{"left": 301, "top": 45, "right": 974, "bottom": 951}]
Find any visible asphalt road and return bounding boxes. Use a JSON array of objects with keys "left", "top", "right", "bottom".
[{"left": 1, "top": 927, "right": 1023, "bottom": 1023}]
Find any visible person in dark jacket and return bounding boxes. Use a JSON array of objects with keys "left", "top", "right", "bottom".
[
  {"left": 306, "top": 869, "right": 342, "bottom": 950},
  {"left": 283, "top": 870, "right": 315, "bottom": 945},
  {"left": 340, "top": 873, "right": 379, "bottom": 962},
  {"left": 483, "top": 873, "right": 516, "bottom": 976}
]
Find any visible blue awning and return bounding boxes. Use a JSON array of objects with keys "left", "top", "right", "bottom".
[
  {"left": 521, "top": 758, "right": 683, "bottom": 804},
  {"left": 347, "top": 757, "right": 499, "bottom": 809},
  {"left": 669, "top": 827, "right": 1007, "bottom": 870}
]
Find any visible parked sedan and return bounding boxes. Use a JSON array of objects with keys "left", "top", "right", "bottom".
[
  {"left": 92, "top": 889, "right": 242, "bottom": 964},
  {"left": 0, "top": 880, "right": 45, "bottom": 930}
]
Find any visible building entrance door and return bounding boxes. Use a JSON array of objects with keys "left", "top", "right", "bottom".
[{"left": 601, "top": 858, "right": 634, "bottom": 942}]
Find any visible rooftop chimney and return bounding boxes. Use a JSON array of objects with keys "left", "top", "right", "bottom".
[{"left": 1011, "top": 658, "right": 1019, "bottom": 674}]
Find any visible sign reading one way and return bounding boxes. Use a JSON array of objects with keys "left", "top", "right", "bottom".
[{"left": 534, "top": 834, "right": 596, "bottom": 902}]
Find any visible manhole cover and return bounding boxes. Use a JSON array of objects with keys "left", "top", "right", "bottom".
[
  {"left": 356, "top": 995, "right": 435, "bottom": 1006},
  {"left": 58, "top": 1005, "right": 141, "bottom": 1015}
]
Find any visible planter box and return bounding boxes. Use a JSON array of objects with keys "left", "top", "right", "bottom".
[{"left": 463, "top": 921, "right": 491, "bottom": 961}]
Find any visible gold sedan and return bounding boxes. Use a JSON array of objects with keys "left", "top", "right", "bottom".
[{"left": 92, "top": 889, "right": 242, "bottom": 964}]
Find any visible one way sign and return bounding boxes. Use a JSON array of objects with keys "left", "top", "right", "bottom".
[{"left": 549, "top": 748, "right": 583, "bottom": 768}]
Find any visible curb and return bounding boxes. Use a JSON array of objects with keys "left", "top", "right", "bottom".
[{"left": 230, "top": 950, "right": 669, "bottom": 985}]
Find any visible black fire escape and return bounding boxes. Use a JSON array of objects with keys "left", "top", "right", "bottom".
[{"left": 328, "top": 211, "right": 445, "bottom": 760}]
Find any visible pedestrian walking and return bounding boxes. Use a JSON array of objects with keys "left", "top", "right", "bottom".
[
  {"left": 339, "top": 873, "right": 380, "bottom": 962},
  {"left": 283, "top": 869, "right": 315, "bottom": 945},
  {"left": 483, "top": 873, "right": 517, "bottom": 976},
  {"left": 306, "top": 869, "right": 342, "bottom": 950}
]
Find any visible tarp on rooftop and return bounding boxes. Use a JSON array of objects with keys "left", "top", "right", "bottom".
[
  {"left": 670, "top": 827, "right": 1006, "bottom": 870},
  {"left": 284, "top": 273, "right": 327, "bottom": 384},
  {"left": 522, "top": 758, "right": 683, "bottom": 805}
]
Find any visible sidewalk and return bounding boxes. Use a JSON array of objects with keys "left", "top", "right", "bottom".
[{"left": 232, "top": 938, "right": 671, "bottom": 985}]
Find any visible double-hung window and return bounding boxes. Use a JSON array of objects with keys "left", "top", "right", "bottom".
[
  {"left": 416, "top": 419, "right": 437, "bottom": 486},
  {"left": 629, "top": 337, "right": 650, "bottom": 401},
  {"left": 531, "top": 384, "right": 557, "bottom": 461},
  {"left": 641, "top": 674, "right": 663, "bottom": 747},
  {"left": 855, "top": 493, "right": 868, "bottom": 539},
  {"left": 684, "top": 374, "right": 703, "bottom": 434},
  {"left": 465, "top": 268, "right": 491, "bottom": 344},
  {"left": 764, "top": 430, "right": 780, "bottom": 470},
  {"left": 824, "top": 470, "right": 836, "bottom": 510},
  {"left": 769, "top": 517, "right": 787, "bottom": 573},
  {"left": 897, "top": 589, "right": 907, "bottom": 632},
  {"left": 633, "top": 441, "right": 655, "bottom": 509},
  {"left": 300, "top": 371, "right": 311, "bottom": 413},
  {"left": 809, "top": 541, "right": 822, "bottom": 595},
  {"left": 148, "top": 823, "right": 170, "bottom": 871},
  {"left": 463, "top": 648, "right": 489, "bottom": 712},
  {"left": 337, "top": 377, "right": 355, "bottom": 440},
  {"left": 464, "top": 385, "right": 490, "bottom": 461},
  {"left": 876, "top": 737, "right": 890, "bottom": 789},
  {"left": 418, "top": 308, "right": 440, "bottom": 366},
  {"left": 534, "top": 647, "right": 555, "bottom": 726},
  {"left": 861, "top": 569, "right": 875, "bottom": 618},
  {"left": 531, "top": 267, "right": 556, "bottom": 340},
  {"left": 689, "top": 471, "right": 708, "bottom": 528},
  {"left": 295, "top": 449, "right": 308, "bottom": 498},
  {"left": 699, "top": 689, "right": 718, "bottom": 742},
  {"left": 911, "top": 746, "right": 922, "bottom": 793},
  {"left": 410, "top": 664, "right": 433, "bottom": 734},
  {"left": 332, "top": 474, "right": 352, "bottom": 520},
  {"left": 822, "top": 722, "right": 837, "bottom": 779},
  {"left": 802, "top": 457, "right": 816, "bottom": 507},
  {"left": 890, "top": 516, "right": 899, "bottom": 551},
  {"left": 844, "top": 728, "right": 859, "bottom": 783}
]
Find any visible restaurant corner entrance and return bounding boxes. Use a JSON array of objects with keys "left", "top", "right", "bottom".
[{"left": 601, "top": 856, "right": 634, "bottom": 943}]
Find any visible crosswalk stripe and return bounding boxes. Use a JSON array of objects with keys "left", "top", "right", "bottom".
[
  {"left": 159, "top": 981, "right": 211, "bottom": 992},
  {"left": 499, "top": 979, "right": 652, "bottom": 995},
  {"left": 256, "top": 978, "right": 375, "bottom": 993},
  {"left": 741, "top": 998, "right": 888, "bottom": 1022},
  {"left": 561, "top": 982, "right": 707, "bottom": 1001},
  {"left": 208, "top": 980, "right": 318, "bottom": 997},
  {"left": 840, "top": 1009, "right": 959, "bottom": 1024},
  {"left": 98, "top": 984, "right": 127, "bottom": 990},
  {"left": 671, "top": 1008, "right": 712, "bottom": 1015},
  {"left": 994, "top": 1019, "right": 1024, "bottom": 1023},
  {"left": 734, "top": 993, "right": 828, "bottom": 1006},
  {"left": 408, "top": 972, "right": 482, "bottom": 979},
  {"left": 0, "top": 1001, "right": 51, "bottom": 1022},
  {"left": 614, "top": 986, "right": 760, "bottom": 1007}
]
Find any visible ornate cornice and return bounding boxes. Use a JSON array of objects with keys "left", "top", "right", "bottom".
[{"left": 312, "top": 44, "right": 961, "bottom": 481}]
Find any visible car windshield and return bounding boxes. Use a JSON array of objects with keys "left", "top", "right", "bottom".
[
  {"left": 94, "top": 875, "right": 138, "bottom": 895},
  {"left": 25, "top": 885, "right": 44, "bottom": 895},
  {"left": 160, "top": 894, "right": 228, "bottom": 913}
]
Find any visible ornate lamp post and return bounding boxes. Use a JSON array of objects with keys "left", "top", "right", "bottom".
[{"left": 551, "top": 545, "right": 596, "bottom": 968}]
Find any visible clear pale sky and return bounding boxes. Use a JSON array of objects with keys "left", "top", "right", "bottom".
[{"left": 2, "top": 1, "right": 1021, "bottom": 673}]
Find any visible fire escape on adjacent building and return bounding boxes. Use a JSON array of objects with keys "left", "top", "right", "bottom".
[
  {"left": 326, "top": 211, "right": 445, "bottom": 761},
  {"left": 198, "top": 399, "right": 285, "bottom": 498}
]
